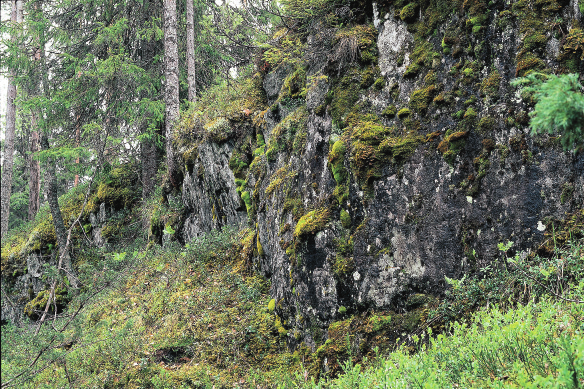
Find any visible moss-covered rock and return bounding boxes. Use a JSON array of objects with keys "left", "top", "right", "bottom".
[
  {"left": 294, "top": 208, "right": 330, "bottom": 237},
  {"left": 24, "top": 285, "right": 69, "bottom": 320}
]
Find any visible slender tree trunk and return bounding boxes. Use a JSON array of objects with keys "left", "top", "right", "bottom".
[
  {"left": 141, "top": 130, "right": 159, "bottom": 199},
  {"left": 74, "top": 113, "right": 80, "bottom": 187},
  {"left": 186, "top": 0, "right": 197, "bottom": 103},
  {"left": 40, "top": 135, "right": 77, "bottom": 288},
  {"left": 35, "top": 4, "right": 77, "bottom": 288},
  {"left": 163, "top": 0, "right": 180, "bottom": 187},
  {"left": 28, "top": 114, "right": 41, "bottom": 221},
  {"left": 1, "top": 0, "right": 22, "bottom": 239}
]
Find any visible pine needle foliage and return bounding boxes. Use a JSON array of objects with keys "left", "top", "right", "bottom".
[{"left": 512, "top": 73, "right": 584, "bottom": 152}]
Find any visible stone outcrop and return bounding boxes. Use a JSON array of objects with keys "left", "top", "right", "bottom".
[{"left": 178, "top": 0, "right": 583, "bottom": 347}]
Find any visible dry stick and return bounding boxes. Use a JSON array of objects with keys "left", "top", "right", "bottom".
[{"left": 76, "top": 219, "right": 93, "bottom": 246}]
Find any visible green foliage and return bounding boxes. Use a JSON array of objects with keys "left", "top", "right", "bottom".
[
  {"left": 512, "top": 73, "right": 584, "bottom": 151},
  {"left": 280, "top": 0, "right": 349, "bottom": 32},
  {"left": 315, "top": 299, "right": 583, "bottom": 388}
]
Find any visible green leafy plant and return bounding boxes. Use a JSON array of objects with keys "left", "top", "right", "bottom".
[{"left": 512, "top": 73, "right": 584, "bottom": 151}]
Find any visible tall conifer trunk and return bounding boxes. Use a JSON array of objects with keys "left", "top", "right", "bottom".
[
  {"left": 40, "top": 135, "right": 77, "bottom": 288},
  {"left": 163, "top": 0, "right": 180, "bottom": 187},
  {"left": 28, "top": 114, "right": 41, "bottom": 221},
  {"left": 186, "top": 0, "right": 197, "bottom": 103},
  {"left": 1, "top": 0, "right": 22, "bottom": 238},
  {"left": 141, "top": 129, "right": 159, "bottom": 199}
]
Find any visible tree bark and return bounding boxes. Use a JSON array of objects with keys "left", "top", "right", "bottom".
[
  {"left": 186, "top": 0, "right": 197, "bottom": 103},
  {"left": 40, "top": 135, "right": 77, "bottom": 288},
  {"left": 28, "top": 114, "right": 41, "bottom": 221},
  {"left": 163, "top": 0, "right": 180, "bottom": 187},
  {"left": 1, "top": 0, "right": 22, "bottom": 239},
  {"left": 141, "top": 131, "right": 159, "bottom": 199}
]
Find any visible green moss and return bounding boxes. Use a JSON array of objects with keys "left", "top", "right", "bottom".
[
  {"left": 283, "top": 197, "right": 304, "bottom": 222},
  {"left": 464, "top": 95, "right": 477, "bottom": 105},
  {"left": 464, "top": 107, "right": 477, "bottom": 119},
  {"left": 516, "top": 54, "right": 546, "bottom": 77},
  {"left": 257, "top": 236, "right": 265, "bottom": 257},
  {"left": 424, "top": 71, "right": 437, "bottom": 85},
  {"left": 480, "top": 70, "right": 501, "bottom": 99},
  {"left": 256, "top": 132, "right": 266, "bottom": 147},
  {"left": 433, "top": 92, "right": 453, "bottom": 105},
  {"left": 382, "top": 105, "right": 397, "bottom": 117},
  {"left": 332, "top": 254, "right": 354, "bottom": 276},
  {"left": 367, "top": 314, "right": 392, "bottom": 332},
  {"left": 333, "top": 184, "right": 349, "bottom": 204},
  {"left": 329, "top": 141, "right": 348, "bottom": 186},
  {"left": 229, "top": 153, "right": 249, "bottom": 177},
  {"left": 340, "top": 209, "right": 351, "bottom": 229},
  {"left": 350, "top": 120, "right": 394, "bottom": 145},
  {"left": 350, "top": 141, "right": 382, "bottom": 186},
  {"left": 360, "top": 68, "right": 375, "bottom": 89},
  {"left": 477, "top": 116, "right": 496, "bottom": 134},
  {"left": 403, "top": 40, "right": 436, "bottom": 78},
  {"left": 557, "top": 28, "right": 584, "bottom": 73},
  {"left": 397, "top": 108, "right": 411, "bottom": 119},
  {"left": 373, "top": 77, "right": 385, "bottom": 90},
  {"left": 338, "top": 306, "right": 347, "bottom": 314},
  {"left": 241, "top": 191, "right": 252, "bottom": 216},
  {"left": 409, "top": 85, "right": 437, "bottom": 113},
  {"left": 560, "top": 182, "right": 574, "bottom": 204},
  {"left": 438, "top": 130, "right": 469, "bottom": 165},
  {"left": 379, "top": 134, "right": 425, "bottom": 164},
  {"left": 267, "top": 299, "right": 276, "bottom": 312},
  {"left": 333, "top": 25, "right": 378, "bottom": 64},
  {"left": 266, "top": 166, "right": 296, "bottom": 197},
  {"left": 512, "top": 0, "right": 561, "bottom": 76},
  {"left": 400, "top": 3, "right": 418, "bottom": 22},
  {"left": 330, "top": 70, "right": 362, "bottom": 128},
  {"left": 294, "top": 208, "right": 330, "bottom": 237},
  {"left": 282, "top": 66, "right": 307, "bottom": 100},
  {"left": 314, "top": 103, "right": 327, "bottom": 116}
]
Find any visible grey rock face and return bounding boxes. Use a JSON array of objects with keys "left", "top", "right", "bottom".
[
  {"left": 377, "top": 15, "right": 413, "bottom": 78},
  {"left": 182, "top": 141, "right": 247, "bottom": 243},
  {"left": 179, "top": 5, "right": 584, "bottom": 346}
]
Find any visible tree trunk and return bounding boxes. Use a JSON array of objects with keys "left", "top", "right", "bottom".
[
  {"left": 1, "top": 0, "right": 22, "bottom": 238},
  {"left": 28, "top": 114, "right": 41, "bottom": 221},
  {"left": 74, "top": 114, "right": 80, "bottom": 187},
  {"left": 40, "top": 135, "right": 77, "bottom": 288},
  {"left": 141, "top": 132, "right": 159, "bottom": 199},
  {"left": 186, "top": 0, "right": 197, "bottom": 103},
  {"left": 163, "top": 0, "right": 180, "bottom": 187}
]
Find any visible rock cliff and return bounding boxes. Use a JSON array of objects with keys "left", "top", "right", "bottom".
[{"left": 177, "top": 0, "right": 583, "bottom": 348}]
